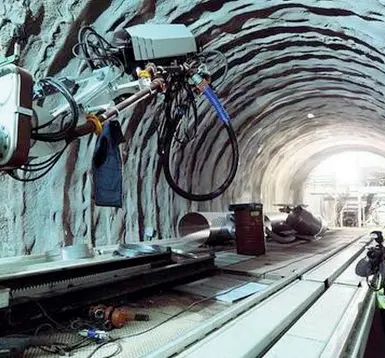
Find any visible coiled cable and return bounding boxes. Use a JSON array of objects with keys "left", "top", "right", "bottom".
[
  {"left": 31, "top": 77, "right": 79, "bottom": 142},
  {"left": 160, "top": 82, "right": 238, "bottom": 201}
]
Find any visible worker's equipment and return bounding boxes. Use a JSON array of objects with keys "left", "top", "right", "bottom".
[
  {"left": 229, "top": 203, "right": 265, "bottom": 256},
  {"left": 92, "top": 120, "right": 124, "bottom": 207},
  {"left": 0, "top": 24, "right": 238, "bottom": 202},
  {"left": 356, "top": 230, "right": 385, "bottom": 291},
  {"left": 79, "top": 328, "right": 109, "bottom": 341},
  {"left": 89, "top": 304, "right": 149, "bottom": 330}
]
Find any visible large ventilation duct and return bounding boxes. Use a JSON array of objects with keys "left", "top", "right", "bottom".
[
  {"left": 264, "top": 212, "right": 296, "bottom": 244},
  {"left": 177, "top": 212, "right": 235, "bottom": 245},
  {"left": 286, "top": 206, "right": 328, "bottom": 238}
]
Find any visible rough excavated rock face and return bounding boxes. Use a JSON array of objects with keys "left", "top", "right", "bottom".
[{"left": 1, "top": 0, "right": 385, "bottom": 256}]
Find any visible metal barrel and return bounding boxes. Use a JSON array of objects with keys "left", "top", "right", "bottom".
[
  {"left": 229, "top": 203, "right": 265, "bottom": 256},
  {"left": 177, "top": 212, "right": 234, "bottom": 245}
]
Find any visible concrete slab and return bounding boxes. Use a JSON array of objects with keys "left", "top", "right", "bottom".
[
  {"left": 264, "top": 335, "right": 325, "bottom": 358},
  {"left": 302, "top": 245, "right": 364, "bottom": 286},
  {"left": 264, "top": 285, "right": 368, "bottom": 358},
  {"left": 176, "top": 280, "right": 324, "bottom": 358},
  {"left": 334, "top": 252, "right": 367, "bottom": 287}
]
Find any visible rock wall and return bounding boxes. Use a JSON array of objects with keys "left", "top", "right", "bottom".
[{"left": 1, "top": 0, "right": 385, "bottom": 256}]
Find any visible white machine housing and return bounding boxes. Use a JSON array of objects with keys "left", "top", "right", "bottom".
[
  {"left": 0, "top": 64, "right": 32, "bottom": 167},
  {"left": 124, "top": 24, "right": 197, "bottom": 61},
  {"left": 0, "top": 24, "right": 201, "bottom": 168}
]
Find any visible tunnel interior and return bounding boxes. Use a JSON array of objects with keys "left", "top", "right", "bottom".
[
  {"left": 1, "top": 1, "right": 385, "bottom": 255},
  {"left": 303, "top": 151, "right": 385, "bottom": 228}
]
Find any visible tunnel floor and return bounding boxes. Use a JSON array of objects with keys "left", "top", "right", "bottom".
[
  {"left": 219, "top": 227, "right": 368, "bottom": 278},
  {"left": 23, "top": 228, "right": 371, "bottom": 358}
]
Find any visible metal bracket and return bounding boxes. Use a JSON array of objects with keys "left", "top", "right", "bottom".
[
  {"left": 0, "top": 54, "right": 18, "bottom": 68},
  {"left": 0, "top": 41, "right": 21, "bottom": 68}
]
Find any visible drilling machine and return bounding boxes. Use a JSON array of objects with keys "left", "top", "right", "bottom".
[
  {"left": 0, "top": 25, "right": 235, "bottom": 346},
  {"left": 0, "top": 24, "right": 238, "bottom": 201}
]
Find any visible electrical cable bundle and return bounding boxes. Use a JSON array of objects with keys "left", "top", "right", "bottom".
[
  {"left": 8, "top": 76, "right": 77, "bottom": 181},
  {"left": 31, "top": 77, "right": 79, "bottom": 142},
  {"left": 157, "top": 57, "right": 239, "bottom": 201},
  {"left": 7, "top": 27, "right": 121, "bottom": 183},
  {"left": 7, "top": 144, "right": 69, "bottom": 182},
  {"left": 157, "top": 74, "right": 198, "bottom": 152},
  {"left": 8, "top": 27, "right": 112, "bottom": 182},
  {"left": 196, "top": 49, "right": 229, "bottom": 90},
  {"left": 72, "top": 26, "right": 124, "bottom": 71}
]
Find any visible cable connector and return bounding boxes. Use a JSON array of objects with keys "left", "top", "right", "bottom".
[
  {"left": 190, "top": 73, "right": 209, "bottom": 93},
  {"left": 137, "top": 68, "right": 154, "bottom": 90},
  {"left": 79, "top": 328, "right": 110, "bottom": 342}
]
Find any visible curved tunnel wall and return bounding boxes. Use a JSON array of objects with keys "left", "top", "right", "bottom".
[
  {"left": 260, "top": 129, "right": 385, "bottom": 210},
  {"left": 1, "top": 0, "right": 385, "bottom": 256},
  {"left": 290, "top": 145, "right": 385, "bottom": 204}
]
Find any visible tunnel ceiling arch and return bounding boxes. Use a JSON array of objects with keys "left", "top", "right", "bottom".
[
  {"left": 3, "top": 0, "right": 385, "bottom": 254},
  {"left": 171, "top": 0, "right": 385, "bottom": 210}
]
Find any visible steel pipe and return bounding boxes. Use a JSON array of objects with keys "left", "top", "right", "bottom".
[
  {"left": 72, "top": 79, "right": 163, "bottom": 138},
  {"left": 178, "top": 212, "right": 235, "bottom": 245}
]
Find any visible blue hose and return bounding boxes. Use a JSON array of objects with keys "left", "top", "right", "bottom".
[{"left": 202, "top": 86, "right": 230, "bottom": 124}]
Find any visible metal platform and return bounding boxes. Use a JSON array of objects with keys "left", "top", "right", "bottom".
[
  {"left": 145, "top": 229, "right": 374, "bottom": 358},
  {"left": 9, "top": 229, "right": 374, "bottom": 358},
  {"left": 264, "top": 284, "right": 372, "bottom": 358},
  {"left": 0, "top": 245, "right": 216, "bottom": 333}
]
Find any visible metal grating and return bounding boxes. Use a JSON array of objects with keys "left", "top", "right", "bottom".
[{"left": 24, "top": 292, "right": 226, "bottom": 358}]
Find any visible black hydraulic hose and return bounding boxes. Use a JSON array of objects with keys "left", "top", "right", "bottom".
[
  {"left": 160, "top": 76, "right": 239, "bottom": 201},
  {"left": 161, "top": 119, "right": 239, "bottom": 202},
  {"left": 31, "top": 77, "right": 79, "bottom": 142}
]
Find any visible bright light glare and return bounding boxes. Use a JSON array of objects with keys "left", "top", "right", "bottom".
[
  {"left": 310, "top": 151, "right": 385, "bottom": 187},
  {"left": 313, "top": 152, "right": 362, "bottom": 185},
  {"left": 335, "top": 163, "right": 359, "bottom": 184}
]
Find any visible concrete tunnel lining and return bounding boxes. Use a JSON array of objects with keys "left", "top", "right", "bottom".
[
  {"left": 290, "top": 145, "right": 385, "bottom": 198},
  {"left": 260, "top": 140, "right": 385, "bottom": 211},
  {"left": 258, "top": 128, "right": 385, "bottom": 210},
  {"left": 2, "top": 0, "right": 385, "bottom": 255},
  {"left": 181, "top": 18, "right": 385, "bottom": 210}
]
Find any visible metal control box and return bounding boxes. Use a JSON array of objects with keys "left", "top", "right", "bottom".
[{"left": 124, "top": 24, "right": 197, "bottom": 61}]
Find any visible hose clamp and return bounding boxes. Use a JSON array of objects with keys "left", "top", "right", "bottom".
[{"left": 86, "top": 114, "right": 103, "bottom": 135}]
